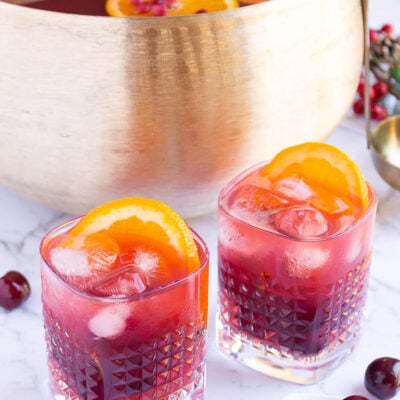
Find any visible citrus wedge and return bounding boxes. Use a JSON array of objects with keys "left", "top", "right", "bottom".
[
  {"left": 62, "top": 198, "right": 200, "bottom": 285},
  {"left": 260, "top": 142, "right": 369, "bottom": 213},
  {"left": 106, "top": 0, "right": 239, "bottom": 17}
]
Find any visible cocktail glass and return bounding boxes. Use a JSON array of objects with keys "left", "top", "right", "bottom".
[
  {"left": 40, "top": 216, "right": 209, "bottom": 400},
  {"left": 217, "top": 161, "right": 377, "bottom": 384}
]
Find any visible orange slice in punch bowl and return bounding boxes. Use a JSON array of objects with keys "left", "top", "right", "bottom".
[
  {"left": 62, "top": 198, "right": 200, "bottom": 288},
  {"left": 106, "top": 0, "right": 239, "bottom": 17},
  {"left": 260, "top": 142, "right": 369, "bottom": 215}
]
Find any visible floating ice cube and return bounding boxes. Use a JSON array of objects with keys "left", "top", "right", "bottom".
[
  {"left": 272, "top": 178, "right": 313, "bottom": 202},
  {"left": 218, "top": 218, "right": 242, "bottom": 247},
  {"left": 230, "top": 184, "right": 288, "bottom": 211},
  {"left": 310, "top": 193, "right": 350, "bottom": 215},
  {"left": 88, "top": 247, "right": 119, "bottom": 273},
  {"left": 88, "top": 304, "right": 130, "bottom": 339},
  {"left": 50, "top": 247, "right": 91, "bottom": 277},
  {"left": 92, "top": 267, "right": 147, "bottom": 297},
  {"left": 344, "top": 232, "right": 362, "bottom": 263},
  {"left": 285, "top": 245, "right": 330, "bottom": 279},
  {"left": 134, "top": 249, "right": 159, "bottom": 274},
  {"left": 272, "top": 207, "right": 329, "bottom": 238}
]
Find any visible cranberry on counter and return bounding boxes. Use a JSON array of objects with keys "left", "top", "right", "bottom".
[{"left": 0, "top": 271, "right": 31, "bottom": 311}]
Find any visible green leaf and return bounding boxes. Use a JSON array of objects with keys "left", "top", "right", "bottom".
[{"left": 391, "top": 68, "right": 400, "bottom": 83}]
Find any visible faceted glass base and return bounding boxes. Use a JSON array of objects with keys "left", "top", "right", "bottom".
[
  {"left": 49, "top": 363, "right": 204, "bottom": 400},
  {"left": 217, "top": 314, "right": 358, "bottom": 385},
  {"left": 44, "top": 302, "right": 206, "bottom": 400}
]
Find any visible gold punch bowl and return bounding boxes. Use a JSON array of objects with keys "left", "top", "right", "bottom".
[{"left": 0, "top": 0, "right": 364, "bottom": 217}]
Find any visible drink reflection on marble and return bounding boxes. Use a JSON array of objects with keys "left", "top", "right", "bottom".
[
  {"left": 39, "top": 216, "right": 209, "bottom": 400},
  {"left": 217, "top": 145, "right": 377, "bottom": 384}
]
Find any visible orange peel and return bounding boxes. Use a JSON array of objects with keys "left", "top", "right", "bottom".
[
  {"left": 260, "top": 142, "right": 369, "bottom": 213},
  {"left": 62, "top": 198, "right": 200, "bottom": 283}
]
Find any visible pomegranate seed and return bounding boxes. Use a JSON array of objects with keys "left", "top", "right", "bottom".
[
  {"left": 0, "top": 271, "right": 31, "bottom": 311},
  {"left": 195, "top": 9, "right": 207, "bottom": 13},
  {"left": 371, "top": 103, "right": 388, "bottom": 121},
  {"left": 373, "top": 81, "right": 389, "bottom": 100},
  {"left": 343, "top": 396, "right": 369, "bottom": 400},
  {"left": 369, "top": 29, "right": 380, "bottom": 43},
  {"left": 353, "top": 99, "right": 365, "bottom": 115},
  {"left": 381, "top": 24, "right": 394, "bottom": 34}
]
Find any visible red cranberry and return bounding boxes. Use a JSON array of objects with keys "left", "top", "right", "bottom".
[
  {"left": 357, "top": 78, "right": 365, "bottom": 96},
  {"left": 0, "top": 271, "right": 31, "bottom": 311},
  {"left": 353, "top": 99, "right": 365, "bottom": 115},
  {"left": 357, "top": 80, "right": 376, "bottom": 101},
  {"left": 373, "top": 81, "right": 389, "bottom": 100},
  {"left": 371, "top": 103, "right": 389, "bottom": 121},
  {"left": 343, "top": 396, "right": 369, "bottom": 400},
  {"left": 381, "top": 24, "right": 394, "bottom": 35},
  {"left": 369, "top": 29, "right": 380, "bottom": 43},
  {"left": 365, "top": 357, "right": 400, "bottom": 399}
]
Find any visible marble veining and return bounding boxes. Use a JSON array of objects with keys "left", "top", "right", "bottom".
[{"left": 1, "top": 1, "right": 400, "bottom": 398}]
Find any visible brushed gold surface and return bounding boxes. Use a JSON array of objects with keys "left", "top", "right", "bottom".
[
  {"left": 370, "top": 116, "right": 400, "bottom": 190},
  {"left": 0, "top": 0, "right": 364, "bottom": 217}
]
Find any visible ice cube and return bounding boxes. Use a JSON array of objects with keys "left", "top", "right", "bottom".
[
  {"left": 344, "top": 232, "right": 362, "bottom": 263},
  {"left": 88, "top": 304, "right": 130, "bottom": 339},
  {"left": 84, "top": 231, "right": 119, "bottom": 273},
  {"left": 50, "top": 247, "right": 91, "bottom": 277},
  {"left": 285, "top": 245, "right": 330, "bottom": 279},
  {"left": 272, "top": 206, "right": 329, "bottom": 238},
  {"left": 230, "top": 184, "right": 288, "bottom": 211},
  {"left": 134, "top": 249, "right": 159, "bottom": 274},
  {"left": 92, "top": 266, "right": 147, "bottom": 297},
  {"left": 272, "top": 177, "right": 313, "bottom": 202},
  {"left": 218, "top": 218, "right": 241, "bottom": 247},
  {"left": 87, "top": 247, "right": 119, "bottom": 273},
  {"left": 310, "top": 191, "right": 350, "bottom": 215}
]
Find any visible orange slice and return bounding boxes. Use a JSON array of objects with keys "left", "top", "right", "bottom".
[
  {"left": 62, "top": 198, "right": 200, "bottom": 285},
  {"left": 260, "top": 142, "right": 369, "bottom": 213},
  {"left": 106, "top": 0, "right": 239, "bottom": 17}
]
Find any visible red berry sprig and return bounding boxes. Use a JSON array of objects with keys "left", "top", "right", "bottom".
[
  {"left": 369, "top": 23, "right": 400, "bottom": 99},
  {"left": 352, "top": 22, "right": 400, "bottom": 121},
  {"left": 352, "top": 77, "right": 389, "bottom": 121}
]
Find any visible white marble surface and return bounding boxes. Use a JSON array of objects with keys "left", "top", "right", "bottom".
[{"left": 1, "top": 1, "right": 400, "bottom": 399}]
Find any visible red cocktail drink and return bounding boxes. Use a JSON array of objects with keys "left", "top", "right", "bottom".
[
  {"left": 40, "top": 199, "right": 209, "bottom": 399},
  {"left": 217, "top": 143, "right": 377, "bottom": 383}
]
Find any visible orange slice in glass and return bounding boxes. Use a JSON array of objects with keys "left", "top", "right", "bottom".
[
  {"left": 260, "top": 142, "right": 369, "bottom": 213},
  {"left": 62, "top": 198, "right": 200, "bottom": 286},
  {"left": 106, "top": 0, "right": 239, "bottom": 17}
]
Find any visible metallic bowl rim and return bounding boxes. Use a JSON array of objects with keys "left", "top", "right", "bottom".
[
  {"left": 0, "top": 0, "right": 295, "bottom": 22},
  {"left": 370, "top": 115, "right": 400, "bottom": 166}
]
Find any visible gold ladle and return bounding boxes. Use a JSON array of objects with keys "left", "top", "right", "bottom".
[{"left": 363, "top": 0, "right": 400, "bottom": 190}]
